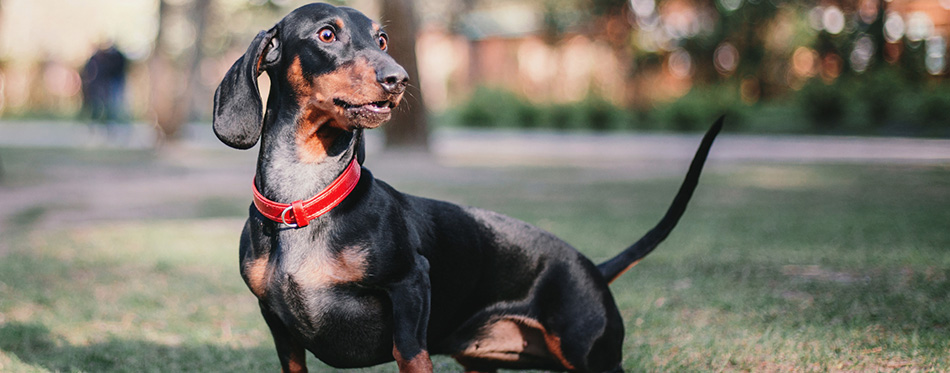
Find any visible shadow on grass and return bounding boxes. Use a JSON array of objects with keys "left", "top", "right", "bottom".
[{"left": 0, "top": 322, "right": 276, "bottom": 372}]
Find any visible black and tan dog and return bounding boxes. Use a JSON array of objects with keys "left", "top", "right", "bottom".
[{"left": 213, "top": 3, "right": 721, "bottom": 372}]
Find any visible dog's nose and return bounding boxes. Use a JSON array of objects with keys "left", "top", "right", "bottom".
[{"left": 377, "top": 64, "right": 409, "bottom": 95}]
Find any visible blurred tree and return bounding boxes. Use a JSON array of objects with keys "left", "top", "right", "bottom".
[
  {"left": 713, "top": 1, "right": 782, "bottom": 98},
  {"left": 867, "top": 0, "right": 888, "bottom": 72},
  {"left": 381, "top": 0, "right": 429, "bottom": 151},
  {"left": 541, "top": 0, "right": 583, "bottom": 42},
  {"left": 453, "top": 0, "right": 481, "bottom": 104},
  {"left": 149, "top": 0, "right": 212, "bottom": 142},
  {"left": 619, "top": 0, "right": 786, "bottom": 101}
]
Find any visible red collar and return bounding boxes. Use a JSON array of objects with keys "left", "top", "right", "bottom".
[{"left": 252, "top": 158, "right": 361, "bottom": 228}]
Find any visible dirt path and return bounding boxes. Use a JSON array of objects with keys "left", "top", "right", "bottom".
[{"left": 2, "top": 122, "right": 949, "bottom": 255}]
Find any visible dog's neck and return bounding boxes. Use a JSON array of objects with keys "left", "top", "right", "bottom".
[{"left": 254, "top": 110, "right": 362, "bottom": 204}]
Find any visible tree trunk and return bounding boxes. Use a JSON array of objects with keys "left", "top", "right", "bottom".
[
  {"left": 186, "top": 0, "right": 212, "bottom": 122},
  {"left": 380, "top": 0, "right": 429, "bottom": 151},
  {"left": 148, "top": 0, "right": 211, "bottom": 143}
]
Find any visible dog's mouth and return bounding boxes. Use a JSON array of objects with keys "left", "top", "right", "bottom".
[
  {"left": 334, "top": 99, "right": 394, "bottom": 114},
  {"left": 332, "top": 98, "right": 397, "bottom": 129}
]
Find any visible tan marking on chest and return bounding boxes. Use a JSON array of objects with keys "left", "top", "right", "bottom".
[
  {"left": 294, "top": 246, "right": 369, "bottom": 288},
  {"left": 244, "top": 256, "right": 272, "bottom": 298}
]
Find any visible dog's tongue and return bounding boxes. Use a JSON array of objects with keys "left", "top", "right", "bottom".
[{"left": 361, "top": 102, "right": 392, "bottom": 114}]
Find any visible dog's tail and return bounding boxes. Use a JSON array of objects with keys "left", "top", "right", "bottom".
[{"left": 597, "top": 116, "right": 723, "bottom": 284}]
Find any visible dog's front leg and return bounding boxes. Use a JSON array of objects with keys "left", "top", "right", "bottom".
[
  {"left": 260, "top": 303, "right": 309, "bottom": 373},
  {"left": 388, "top": 255, "right": 433, "bottom": 373}
]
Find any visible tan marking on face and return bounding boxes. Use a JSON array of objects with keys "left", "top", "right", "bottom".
[
  {"left": 312, "top": 58, "right": 380, "bottom": 106},
  {"left": 287, "top": 57, "right": 316, "bottom": 104},
  {"left": 244, "top": 256, "right": 271, "bottom": 298},
  {"left": 295, "top": 100, "right": 345, "bottom": 163},
  {"left": 393, "top": 346, "right": 433, "bottom": 373},
  {"left": 334, "top": 18, "right": 345, "bottom": 31},
  {"left": 295, "top": 246, "right": 368, "bottom": 288},
  {"left": 455, "top": 316, "right": 575, "bottom": 370},
  {"left": 286, "top": 55, "right": 402, "bottom": 131}
]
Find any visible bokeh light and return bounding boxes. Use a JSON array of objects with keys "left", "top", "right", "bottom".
[
  {"left": 42, "top": 63, "right": 82, "bottom": 98},
  {"left": 714, "top": 42, "right": 739, "bottom": 76},
  {"left": 884, "top": 12, "right": 906, "bottom": 43},
  {"left": 792, "top": 47, "right": 819, "bottom": 77},
  {"left": 630, "top": 0, "right": 656, "bottom": 17},
  {"left": 858, "top": 0, "right": 879, "bottom": 25},
  {"left": 850, "top": 34, "right": 875, "bottom": 73},
  {"left": 821, "top": 53, "right": 843, "bottom": 81},
  {"left": 668, "top": 48, "right": 693, "bottom": 78},
  {"left": 719, "top": 0, "right": 743, "bottom": 13},
  {"left": 822, "top": 6, "right": 846, "bottom": 35},
  {"left": 740, "top": 77, "right": 759, "bottom": 103},
  {"left": 926, "top": 36, "right": 947, "bottom": 75},
  {"left": 906, "top": 12, "right": 935, "bottom": 42},
  {"left": 808, "top": 7, "right": 824, "bottom": 31}
]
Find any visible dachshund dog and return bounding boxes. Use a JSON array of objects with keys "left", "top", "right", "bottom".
[{"left": 212, "top": 3, "right": 721, "bottom": 372}]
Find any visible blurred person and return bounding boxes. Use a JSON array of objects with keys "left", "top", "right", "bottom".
[{"left": 80, "top": 45, "right": 129, "bottom": 142}]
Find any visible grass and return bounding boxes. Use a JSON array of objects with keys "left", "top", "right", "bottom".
[{"left": 1, "top": 145, "right": 948, "bottom": 372}]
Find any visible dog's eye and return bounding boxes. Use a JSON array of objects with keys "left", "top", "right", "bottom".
[
  {"left": 318, "top": 28, "right": 336, "bottom": 43},
  {"left": 377, "top": 34, "right": 388, "bottom": 51}
]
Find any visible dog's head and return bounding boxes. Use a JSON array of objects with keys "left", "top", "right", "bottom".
[{"left": 213, "top": 3, "right": 408, "bottom": 150}]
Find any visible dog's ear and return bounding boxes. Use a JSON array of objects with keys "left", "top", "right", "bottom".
[{"left": 213, "top": 27, "right": 280, "bottom": 149}]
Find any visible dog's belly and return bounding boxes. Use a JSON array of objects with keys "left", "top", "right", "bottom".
[{"left": 276, "top": 283, "right": 396, "bottom": 368}]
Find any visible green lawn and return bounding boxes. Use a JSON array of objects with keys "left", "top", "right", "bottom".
[{"left": 1, "top": 146, "right": 948, "bottom": 372}]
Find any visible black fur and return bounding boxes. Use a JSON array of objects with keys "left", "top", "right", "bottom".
[{"left": 213, "top": 27, "right": 277, "bottom": 149}]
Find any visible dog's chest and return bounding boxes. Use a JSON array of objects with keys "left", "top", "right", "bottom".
[
  {"left": 244, "top": 244, "right": 392, "bottom": 356},
  {"left": 243, "top": 243, "right": 369, "bottom": 299}
]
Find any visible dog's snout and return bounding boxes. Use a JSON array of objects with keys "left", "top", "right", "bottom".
[{"left": 377, "top": 64, "right": 409, "bottom": 95}]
